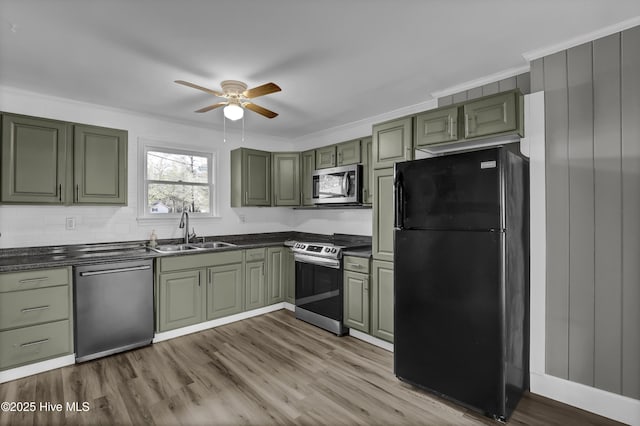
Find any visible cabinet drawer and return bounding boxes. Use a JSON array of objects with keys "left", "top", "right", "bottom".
[
  {"left": 0, "top": 286, "right": 69, "bottom": 331},
  {"left": 343, "top": 256, "right": 370, "bottom": 274},
  {"left": 0, "top": 268, "right": 70, "bottom": 293},
  {"left": 0, "top": 320, "right": 71, "bottom": 370},
  {"left": 245, "top": 248, "right": 266, "bottom": 261}
]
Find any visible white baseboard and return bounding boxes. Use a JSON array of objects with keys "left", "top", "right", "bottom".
[
  {"left": 530, "top": 372, "right": 640, "bottom": 425},
  {"left": 283, "top": 302, "right": 295, "bottom": 312},
  {"left": 348, "top": 328, "right": 394, "bottom": 352},
  {"left": 0, "top": 354, "right": 75, "bottom": 384},
  {"left": 153, "top": 303, "right": 286, "bottom": 343}
]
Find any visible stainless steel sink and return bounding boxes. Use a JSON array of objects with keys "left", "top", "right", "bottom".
[
  {"left": 148, "top": 241, "right": 236, "bottom": 253},
  {"left": 188, "top": 241, "right": 236, "bottom": 249}
]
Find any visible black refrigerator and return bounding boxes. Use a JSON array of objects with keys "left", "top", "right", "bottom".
[{"left": 393, "top": 145, "right": 529, "bottom": 421}]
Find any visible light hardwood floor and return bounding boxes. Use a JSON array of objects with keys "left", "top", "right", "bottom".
[{"left": 0, "top": 310, "right": 621, "bottom": 425}]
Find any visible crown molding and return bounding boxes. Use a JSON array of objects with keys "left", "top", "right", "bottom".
[
  {"left": 429, "top": 64, "right": 530, "bottom": 100},
  {"left": 522, "top": 15, "right": 640, "bottom": 61}
]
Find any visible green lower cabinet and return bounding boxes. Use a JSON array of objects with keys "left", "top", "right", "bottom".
[
  {"left": 371, "top": 260, "right": 394, "bottom": 343},
  {"left": 0, "top": 320, "right": 71, "bottom": 370},
  {"left": 266, "top": 247, "right": 285, "bottom": 304},
  {"left": 158, "top": 270, "right": 204, "bottom": 332},
  {"left": 285, "top": 248, "right": 295, "bottom": 304},
  {"left": 245, "top": 260, "right": 265, "bottom": 311},
  {"left": 206, "top": 263, "right": 244, "bottom": 320},
  {"left": 343, "top": 270, "right": 369, "bottom": 333}
]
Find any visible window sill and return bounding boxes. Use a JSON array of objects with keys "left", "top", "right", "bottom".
[{"left": 136, "top": 215, "right": 222, "bottom": 225}]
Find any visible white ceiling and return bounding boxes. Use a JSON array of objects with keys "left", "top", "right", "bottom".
[{"left": 1, "top": 1, "right": 639, "bottom": 140}]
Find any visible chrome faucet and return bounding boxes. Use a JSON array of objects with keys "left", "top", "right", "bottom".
[{"left": 178, "top": 211, "right": 196, "bottom": 244}]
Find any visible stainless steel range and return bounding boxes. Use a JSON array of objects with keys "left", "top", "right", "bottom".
[{"left": 292, "top": 241, "right": 353, "bottom": 335}]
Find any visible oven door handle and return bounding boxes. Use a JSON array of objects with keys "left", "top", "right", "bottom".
[{"left": 294, "top": 253, "right": 341, "bottom": 269}]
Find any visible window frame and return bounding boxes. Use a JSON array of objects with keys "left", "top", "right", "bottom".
[{"left": 138, "top": 140, "right": 218, "bottom": 222}]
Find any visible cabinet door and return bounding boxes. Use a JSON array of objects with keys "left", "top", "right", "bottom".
[
  {"left": 371, "top": 260, "right": 394, "bottom": 342},
  {"left": 232, "top": 148, "right": 271, "bottom": 206},
  {"left": 361, "top": 137, "right": 373, "bottom": 204},
  {"left": 315, "top": 146, "right": 336, "bottom": 169},
  {"left": 343, "top": 270, "right": 369, "bottom": 333},
  {"left": 207, "top": 263, "right": 244, "bottom": 320},
  {"left": 372, "top": 117, "right": 413, "bottom": 169},
  {"left": 336, "top": 139, "right": 361, "bottom": 166},
  {"left": 372, "top": 168, "right": 395, "bottom": 262},
  {"left": 301, "top": 150, "right": 316, "bottom": 206},
  {"left": 1, "top": 114, "right": 68, "bottom": 204},
  {"left": 266, "top": 247, "right": 285, "bottom": 305},
  {"left": 245, "top": 260, "right": 265, "bottom": 310},
  {"left": 415, "top": 107, "right": 459, "bottom": 147},
  {"left": 272, "top": 152, "right": 300, "bottom": 206},
  {"left": 285, "top": 248, "right": 295, "bottom": 304},
  {"left": 463, "top": 91, "right": 518, "bottom": 139},
  {"left": 74, "top": 124, "right": 127, "bottom": 204},
  {"left": 158, "top": 270, "right": 203, "bottom": 332}
]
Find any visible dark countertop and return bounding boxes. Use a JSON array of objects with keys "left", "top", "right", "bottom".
[
  {"left": 342, "top": 248, "right": 372, "bottom": 258},
  {"left": 0, "top": 232, "right": 371, "bottom": 273}
]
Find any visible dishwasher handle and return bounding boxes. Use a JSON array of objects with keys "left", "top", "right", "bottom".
[{"left": 79, "top": 265, "right": 151, "bottom": 277}]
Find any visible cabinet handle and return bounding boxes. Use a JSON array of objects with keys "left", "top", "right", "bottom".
[
  {"left": 465, "top": 113, "right": 473, "bottom": 135},
  {"left": 347, "top": 263, "right": 362, "bottom": 269},
  {"left": 18, "top": 277, "right": 49, "bottom": 284},
  {"left": 76, "top": 184, "right": 79, "bottom": 202},
  {"left": 59, "top": 184, "right": 62, "bottom": 202},
  {"left": 21, "top": 305, "right": 50, "bottom": 313},
  {"left": 449, "top": 117, "right": 455, "bottom": 138},
  {"left": 20, "top": 338, "right": 49, "bottom": 348},
  {"left": 244, "top": 191, "right": 248, "bottom": 205},
  {"left": 364, "top": 278, "right": 369, "bottom": 292}
]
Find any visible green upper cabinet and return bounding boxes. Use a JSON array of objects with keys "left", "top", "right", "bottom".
[
  {"left": 1, "top": 113, "right": 128, "bottom": 205},
  {"left": 361, "top": 137, "right": 373, "bottom": 205},
  {"left": 315, "top": 145, "right": 336, "bottom": 169},
  {"left": 266, "top": 246, "right": 285, "bottom": 305},
  {"left": 336, "top": 139, "right": 361, "bottom": 166},
  {"left": 463, "top": 90, "right": 522, "bottom": 140},
  {"left": 272, "top": 152, "right": 300, "bottom": 206},
  {"left": 372, "top": 117, "right": 413, "bottom": 169},
  {"left": 372, "top": 168, "right": 395, "bottom": 262},
  {"left": 415, "top": 106, "right": 459, "bottom": 147},
  {"left": 301, "top": 149, "right": 316, "bottom": 206},
  {"left": 1, "top": 114, "right": 69, "bottom": 204},
  {"left": 206, "top": 263, "right": 244, "bottom": 320},
  {"left": 230, "top": 148, "right": 271, "bottom": 207},
  {"left": 73, "top": 124, "right": 127, "bottom": 205}
]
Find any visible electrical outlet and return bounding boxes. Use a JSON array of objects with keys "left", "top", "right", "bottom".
[{"left": 65, "top": 217, "right": 76, "bottom": 230}]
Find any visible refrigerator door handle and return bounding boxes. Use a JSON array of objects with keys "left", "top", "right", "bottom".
[{"left": 394, "top": 172, "right": 404, "bottom": 230}]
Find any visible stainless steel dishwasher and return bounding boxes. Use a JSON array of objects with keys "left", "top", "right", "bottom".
[{"left": 74, "top": 259, "right": 154, "bottom": 362}]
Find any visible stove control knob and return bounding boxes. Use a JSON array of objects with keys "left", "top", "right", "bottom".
[
  {"left": 324, "top": 247, "right": 330, "bottom": 253},
  {"left": 331, "top": 248, "right": 337, "bottom": 253}
]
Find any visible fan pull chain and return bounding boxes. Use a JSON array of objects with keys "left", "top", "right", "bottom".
[
  {"left": 223, "top": 114, "right": 226, "bottom": 143},
  {"left": 242, "top": 116, "right": 245, "bottom": 142}
]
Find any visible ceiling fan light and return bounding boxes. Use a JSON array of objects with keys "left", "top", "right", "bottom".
[{"left": 224, "top": 103, "right": 244, "bottom": 121}]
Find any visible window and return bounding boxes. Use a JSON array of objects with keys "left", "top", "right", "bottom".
[{"left": 142, "top": 145, "right": 215, "bottom": 218}]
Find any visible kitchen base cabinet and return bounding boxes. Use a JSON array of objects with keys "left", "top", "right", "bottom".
[
  {"left": 0, "top": 267, "right": 73, "bottom": 370},
  {"left": 157, "top": 270, "right": 204, "bottom": 332},
  {"left": 244, "top": 248, "right": 266, "bottom": 311},
  {"left": 285, "top": 248, "right": 295, "bottom": 304},
  {"left": 343, "top": 270, "right": 370, "bottom": 333},
  {"left": 266, "top": 247, "right": 286, "bottom": 305},
  {"left": 207, "top": 264, "right": 244, "bottom": 320},
  {"left": 371, "top": 260, "right": 394, "bottom": 343}
]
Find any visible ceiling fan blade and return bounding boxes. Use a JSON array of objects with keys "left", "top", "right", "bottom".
[
  {"left": 175, "top": 80, "right": 224, "bottom": 97},
  {"left": 195, "top": 102, "right": 227, "bottom": 113},
  {"left": 242, "top": 82, "right": 281, "bottom": 99},
  {"left": 244, "top": 102, "right": 278, "bottom": 118}
]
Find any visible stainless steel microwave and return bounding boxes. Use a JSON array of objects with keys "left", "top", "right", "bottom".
[{"left": 312, "top": 164, "right": 362, "bottom": 204}]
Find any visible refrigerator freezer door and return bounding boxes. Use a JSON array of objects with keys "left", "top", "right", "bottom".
[
  {"left": 394, "top": 229, "right": 504, "bottom": 417},
  {"left": 395, "top": 148, "right": 501, "bottom": 231}
]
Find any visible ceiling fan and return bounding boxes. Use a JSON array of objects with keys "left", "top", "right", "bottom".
[{"left": 175, "top": 79, "right": 281, "bottom": 120}]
